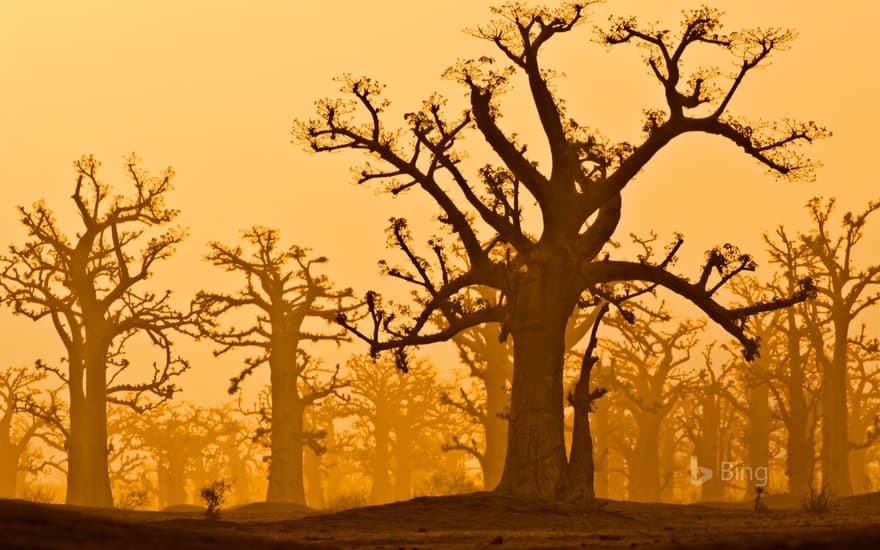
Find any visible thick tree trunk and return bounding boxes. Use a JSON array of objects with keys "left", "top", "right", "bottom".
[
  {"left": 371, "top": 423, "right": 394, "bottom": 504},
  {"left": 698, "top": 401, "right": 723, "bottom": 502},
  {"left": 495, "top": 303, "right": 569, "bottom": 500},
  {"left": 65, "top": 354, "right": 88, "bottom": 506},
  {"left": 659, "top": 425, "right": 676, "bottom": 503},
  {"left": 566, "top": 312, "right": 609, "bottom": 505},
  {"left": 630, "top": 415, "right": 661, "bottom": 502},
  {"left": 785, "top": 311, "right": 814, "bottom": 497},
  {"left": 303, "top": 446, "right": 324, "bottom": 508},
  {"left": 592, "top": 398, "right": 610, "bottom": 499},
  {"left": 65, "top": 336, "right": 113, "bottom": 508},
  {"left": 746, "top": 380, "right": 770, "bottom": 497},
  {"left": 822, "top": 315, "right": 852, "bottom": 496},
  {"left": 228, "top": 452, "right": 251, "bottom": 505},
  {"left": 0, "top": 441, "right": 18, "bottom": 499},
  {"left": 394, "top": 428, "right": 413, "bottom": 501},
  {"left": 566, "top": 371, "right": 596, "bottom": 502},
  {"left": 266, "top": 346, "right": 307, "bottom": 504},
  {"left": 482, "top": 359, "right": 509, "bottom": 491},
  {"left": 83, "top": 348, "right": 113, "bottom": 507}
]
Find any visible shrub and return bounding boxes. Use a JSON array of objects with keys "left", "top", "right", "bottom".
[
  {"left": 200, "top": 479, "right": 232, "bottom": 514},
  {"left": 802, "top": 485, "right": 834, "bottom": 514}
]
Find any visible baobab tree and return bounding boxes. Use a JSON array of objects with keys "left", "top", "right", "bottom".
[
  {"left": 846, "top": 326, "right": 880, "bottom": 493},
  {"left": 765, "top": 226, "right": 822, "bottom": 497},
  {"left": 0, "top": 155, "right": 192, "bottom": 507},
  {"left": 0, "top": 367, "right": 62, "bottom": 498},
  {"left": 603, "top": 310, "right": 702, "bottom": 502},
  {"left": 443, "top": 299, "right": 513, "bottom": 490},
  {"left": 194, "top": 226, "right": 353, "bottom": 504},
  {"left": 800, "top": 197, "right": 880, "bottom": 496},
  {"left": 297, "top": 4, "right": 824, "bottom": 500},
  {"left": 343, "top": 354, "right": 446, "bottom": 504}
]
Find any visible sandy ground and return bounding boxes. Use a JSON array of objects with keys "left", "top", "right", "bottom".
[{"left": 3, "top": 492, "right": 880, "bottom": 549}]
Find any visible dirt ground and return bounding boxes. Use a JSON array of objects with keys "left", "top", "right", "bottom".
[{"left": 4, "top": 492, "right": 880, "bottom": 549}]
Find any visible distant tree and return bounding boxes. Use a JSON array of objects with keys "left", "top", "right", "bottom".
[
  {"left": 800, "top": 197, "right": 880, "bottom": 496},
  {"left": 297, "top": 3, "right": 824, "bottom": 500},
  {"left": 443, "top": 291, "right": 513, "bottom": 490},
  {"left": 208, "top": 403, "right": 264, "bottom": 506},
  {"left": 132, "top": 403, "right": 208, "bottom": 507},
  {"left": 603, "top": 309, "right": 702, "bottom": 502},
  {"left": 0, "top": 367, "right": 62, "bottom": 498},
  {"left": 343, "top": 354, "right": 447, "bottom": 504},
  {"left": 764, "top": 227, "right": 821, "bottom": 497},
  {"left": 681, "top": 346, "right": 737, "bottom": 502},
  {"left": 194, "top": 226, "right": 354, "bottom": 504},
  {"left": 846, "top": 326, "right": 880, "bottom": 492},
  {"left": 0, "top": 155, "right": 191, "bottom": 507}
]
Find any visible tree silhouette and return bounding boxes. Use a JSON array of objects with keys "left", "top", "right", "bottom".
[
  {"left": 0, "top": 155, "right": 191, "bottom": 507},
  {"left": 194, "top": 226, "right": 354, "bottom": 504},
  {"left": 443, "top": 295, "right": 513, "bottom": 490},
  {"left": 0, "top": 366, "right": 62, "bottom": 498},
  {"left": 603, "top": 308, "right": 702, "bottom": 502},
  {"left": 296, "top": 4, "right": 824, "bottom": 499},
  {"left": 765, "top": 226, "right": 822, "bottom": 497},
  {"left": 800, "top": 197, "right": 880, "bottom": 496},
  {"left": 342, "top": 354, "right": 447, "bottom": 504},
  {"left": 845, "top": 326, "right": 880, "bottom": 492}
]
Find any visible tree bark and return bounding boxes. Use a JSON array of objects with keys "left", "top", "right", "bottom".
[
  {"left": 746, "top": 379, "right": 770, "bottom": 497},
  {"left": 659, "top": 425, "right": 676, "bottom": 503},
  {"left": 482, "top": 350, "right": 509, "bottom": 491},
  {"left": 592, "top": 398, "right": 610, "bottom": 499},
  {"left": 303, "top": 446, "right": 324, "bottom": 508},
  {"left": 822, "top": 314, "right": 852, "bottom": 496},
  {"left": 394, "top": 427, "right": 413, "bottom": 502},
  {"left": 630, "top": 415, "right": 661, "bottom": 502},
  {"left": 266, "top": 346, "right": 306, "bottom": 504},
  {"left": 698, "top": 400, "right": 723, "bottom": 502},
  {"left": 495, "top": 269, "right": 570, "bottom": 500},
  {"left": 83, "top": 336, "right": 113, "bottom": 508},
  {"left": 566, "top": 364, "right": 596, "bottom": 502},
  {"left": 371, "top": 421, "right": 394, "bottom": 504},
  {"left": 784, "top": 309, "right": 814, "bottom": 497},
  {"left": 0, "top": 445, "right": 17, "bottom": 499}
]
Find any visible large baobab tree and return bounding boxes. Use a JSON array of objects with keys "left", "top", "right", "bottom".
[
  {"left": 0, "top": 155, "right": 191, "bottom": 507},
  {"left": 800, "top": 197, "right": 880, "bottom": 496},
  {"left": 194, "top": 226, "right": 353, "bottom": 504},
  {"left": 297, "top": 4, "right": 824, "bottom": 500}
]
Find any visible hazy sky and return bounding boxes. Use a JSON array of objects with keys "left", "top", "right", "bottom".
[{"left": 2, "top": 1, "right": 878, "bottom": 405}]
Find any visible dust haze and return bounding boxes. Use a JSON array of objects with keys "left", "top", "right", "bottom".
[{"left": 2, "top": 2, "right": 880, "bottom": 549}]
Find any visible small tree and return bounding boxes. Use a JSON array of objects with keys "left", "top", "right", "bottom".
[{"left": 201, "top": 479, "right": 232, "bottom": 514}]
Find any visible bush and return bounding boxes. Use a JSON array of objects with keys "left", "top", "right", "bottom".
[
  {"left": 326, "top": 490, "right": 371, "bottom": 511},
  {"left": 22, "top": 485, "right": 56, "bottom": 504},
  {"left": 116, "top": 489, "right": 149, "bottom": 510},
  {"left": 200, "top": 479, "right": 232, "bottom": 514},
  {"left": 802, "top": 485, "right": 834, "bottom": 514},
  {"left": 414, "top": 470, "right": 480, "bottom": 497}
]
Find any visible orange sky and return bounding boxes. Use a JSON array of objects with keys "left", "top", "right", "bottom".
[{"left": 2, "top": 1, "right": 879, "bottom": 405}]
